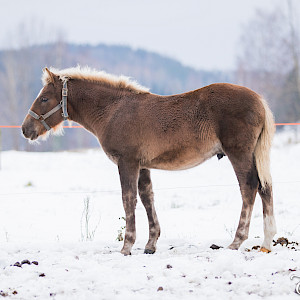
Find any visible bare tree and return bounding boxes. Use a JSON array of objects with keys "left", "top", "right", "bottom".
[
  {"left": 0, "top": 19, "right": 66, "bottom": 150},
  {"left": 236, "top": 1, "right": 300, "bottom": 122},
  {"left": 1, "top": 51, "right": 20, "bottom": 149},
  {"left": 286, "top": 0, "right": 300, "bottom": 112}
]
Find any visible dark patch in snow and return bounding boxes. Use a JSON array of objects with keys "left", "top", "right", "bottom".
[
  {"left": 252, "top": 245, "right": 260, "bottom": 250},
  {"left": 273, "top": 237, "right": 299, "bottom": 250},
  {"left": 13, "top": 262, "right": 22, "bottom": 268},
  {"left": 210, "top": 244, "right": 223, "bottom": 250},
  {"left": 12, "top": 260, "right": 39, "bottom": 267},
  {"left": 21, "top": 259, "right": 31, "bottom": 265},
  {"left": 0, "top": 291, "right": 8, "bottom": 297}
]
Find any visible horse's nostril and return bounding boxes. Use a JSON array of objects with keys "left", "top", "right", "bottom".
[
  {"left": 22, "top": 125, "right": 31, "bottom": 138},
  {"left": 22, "top": 126, "right": 30, "bottom": 137}
]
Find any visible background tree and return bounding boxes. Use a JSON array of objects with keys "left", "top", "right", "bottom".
[{"left": 236, "top": 0, "right": 300, "bottom": 122}]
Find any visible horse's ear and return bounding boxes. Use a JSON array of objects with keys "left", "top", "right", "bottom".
[{"left": 43, "top": 67, "right": 58, "bottom": 84}]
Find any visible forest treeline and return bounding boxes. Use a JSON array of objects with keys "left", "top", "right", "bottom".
[
  {"left": 0, "top": 43, "right": 232, "bottom": 151},
  {"left": 0, "top": 3, "right": 299, "bottom": 151}
]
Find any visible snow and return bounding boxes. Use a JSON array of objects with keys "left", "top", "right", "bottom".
[{"left": 0, "top": 131, "right": 300, "bottom": 299}]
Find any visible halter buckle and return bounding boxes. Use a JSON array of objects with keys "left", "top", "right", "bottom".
[{"left": 62, "top": 88, "right": 68, "bottom": 97}]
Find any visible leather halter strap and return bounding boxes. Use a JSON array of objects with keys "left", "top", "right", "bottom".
[{"left": 28, "top": 79, "right": 69, "bottom": 131}]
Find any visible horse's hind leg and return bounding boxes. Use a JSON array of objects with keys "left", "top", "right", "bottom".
[
  {"left": 227, "top": 155, "right": 259, "bottom": 250},
  {"left": 138, "top": 169, "right": 161, "bottom": 254},
  {"left": 258, "top": 185, "right": 276, "bottom": 251}
]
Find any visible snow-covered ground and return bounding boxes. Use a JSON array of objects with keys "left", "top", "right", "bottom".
[{"left": 0, "top": 130, "right": 300, "bottom": 299}]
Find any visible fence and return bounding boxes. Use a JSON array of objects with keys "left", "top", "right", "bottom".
[
  {"left": 0, "top": 123, "right": 300, "bottom": 170},
  {"left": 1, "top": 123, "right": 300, "bottom": 128},
  {"left": 0, "top": 123, "right": 299, "bottom": 196}
]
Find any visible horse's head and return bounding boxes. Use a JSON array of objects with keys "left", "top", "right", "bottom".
[{"left": 22, "top": 68, "right": 67, "bottom": 141}]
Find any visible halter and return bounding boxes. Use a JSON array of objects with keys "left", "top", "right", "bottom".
[{"left": 28, "top": 79, "right": 69, "bottom": 131}]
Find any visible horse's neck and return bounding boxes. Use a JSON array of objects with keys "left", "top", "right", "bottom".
[{"left": 67, "top": 80, "right": 119, "bottom": 135}]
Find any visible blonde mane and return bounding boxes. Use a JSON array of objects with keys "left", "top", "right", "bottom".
[{"left": 42, "top": 66, "right": 150, "bottom": 94}]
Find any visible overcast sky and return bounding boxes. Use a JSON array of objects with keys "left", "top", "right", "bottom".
[{"left": 0, "top": 0, "right": 293, "bottom": 71}]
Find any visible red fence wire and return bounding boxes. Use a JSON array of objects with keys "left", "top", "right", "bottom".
[
  {"left": 0, "top": 123, "right": 300, "bottom": 128},
  {"left": 0, "top": 125, "right": 83, "bottom": 128},
  {"left": 274, "top": 123, "right": 300, "bottom": 126}
]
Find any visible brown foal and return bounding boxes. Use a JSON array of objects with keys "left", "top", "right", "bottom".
[{"left": 22, "top": 67, "right": 276, "bottom": 255}]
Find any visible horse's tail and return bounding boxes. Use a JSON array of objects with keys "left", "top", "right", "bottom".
[{"left": 254, "top": 97, "right": 275, "bottom": 191}]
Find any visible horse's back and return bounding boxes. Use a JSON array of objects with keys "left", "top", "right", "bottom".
[
  {"left": 101, "top": 83, "right": 267, "bottom": 170},
  {"left": 145, "top": 82, "right": 265, "bottom": 143}
]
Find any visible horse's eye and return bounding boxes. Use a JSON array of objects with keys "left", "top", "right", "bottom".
[{"left": 41, "top": 97, "right": 48, "bottom": 103}]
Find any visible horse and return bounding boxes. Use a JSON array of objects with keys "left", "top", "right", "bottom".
[{"left": 22, "top": 66, "right": 276, "bottom": 255}]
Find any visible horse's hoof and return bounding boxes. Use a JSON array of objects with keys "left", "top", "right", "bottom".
[
  {"left": 260, "top": 247, "right": 271, "bottom": 253},
  {"left": 121, "top": 249, "right": 132, "bottom": 256},
  {"left": 144, "top": 249, "right": 155, "bottom": 254},
  {"left": 227, "top": 244, "right": 239, "bottom": 250}
]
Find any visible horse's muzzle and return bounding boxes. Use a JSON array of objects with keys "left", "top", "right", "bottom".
[{"left": 22, "top": 121, "right": 39, "bottom": 140}]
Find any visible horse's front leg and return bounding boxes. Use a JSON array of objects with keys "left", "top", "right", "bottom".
[
  {"left": 138, "top": 169, "right": 160, "bottom": 254},
  {"left": 118, "top": 159, "right": 140, "bottom": 255}
]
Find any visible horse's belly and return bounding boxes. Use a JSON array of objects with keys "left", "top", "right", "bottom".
[
  {"left": 144, "top": 144, "right": 221, "bottom": 171},
  {"left": 154, "top": 155, "right": 206, "bottom": 170}
]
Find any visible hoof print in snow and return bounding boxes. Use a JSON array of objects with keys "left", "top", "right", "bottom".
[
  {"left": 32, "top": 261, "right": 39, "bottom": 265},
  {"left": 157, "top": 286, "right": 163, "bottom": 292},
  {"left": 39, "top": 273, "right": 46, "bottom": 277},
  {"left": 21, "top": 259, "right": 31, "bottom": 265},
  {"left": 144, "top": 249, "right": 155, "bottom": 254},
  {"left": 13, "top": 262, "right": 22, "bottom": 268},
  {"left": 210, "top": 244, "right": 223, "bottom": 250}
]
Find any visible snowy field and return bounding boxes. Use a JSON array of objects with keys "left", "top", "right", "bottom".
[{"left": 0, "top": 130, "right": 300, "bottom": 299}]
